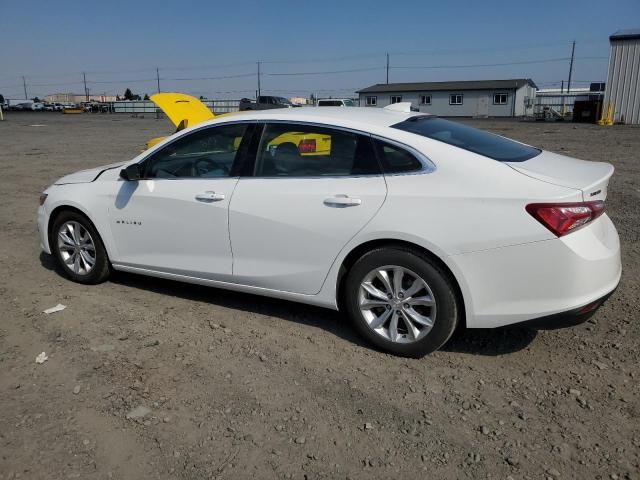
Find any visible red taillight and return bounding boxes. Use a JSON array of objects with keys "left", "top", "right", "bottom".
[
  {"left": 298, "top": 139, "right": 316, "bottom": 153},
  {"left": 526, "top": 201, "right": 605, "bottom": 237}
]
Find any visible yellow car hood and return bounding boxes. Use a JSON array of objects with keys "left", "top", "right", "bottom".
[{"left": 150, "top": 92, "right": 214, "bottom": 129}]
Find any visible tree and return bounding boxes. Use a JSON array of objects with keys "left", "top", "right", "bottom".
[
  {"left": 143, "top": 93, "right": 150, "bottom": 100},
  {"left": 0, "top": 94, "right": 5, "bottom": 104},
  {"left": 32, "top": 96, "right": 42, "bottom": 102},
  {"left": 123, "top": 88, "right": 133, "bottom": 100}
]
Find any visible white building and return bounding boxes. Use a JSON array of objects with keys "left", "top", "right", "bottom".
[
  {"left": 357, "top": 79, "right": 537, "bottom": 117},
  {"left": 603, "top": 29, "right": 640, "bottom": 125}
]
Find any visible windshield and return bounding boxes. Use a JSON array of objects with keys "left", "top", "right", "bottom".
[
  {"left": 392, "top": 116, "right": 540, "bottom": 162},
  {"left": 343, "top": 99, "right": 356, "bottom": 106}
]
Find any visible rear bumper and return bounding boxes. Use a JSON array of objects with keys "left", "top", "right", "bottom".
[
  {"left": 515, "top": 288, "right": 616, "bottom": 329},
  {"left": 450, "top": 214, "right": 621, "bottom": 328}
]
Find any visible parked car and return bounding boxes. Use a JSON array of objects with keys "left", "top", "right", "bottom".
[
  {"left": 43, "top": 103, "right": 55, "bottom": 111},
  {"left": 9, "top": 100, "right": 33, "bottom": 111},
  {"left": 53, "top": 103, "right": 64, "bottom": 111},
  {"left": 31, "top": 102, "right": 44, "bottom": 111},
  {"left": 317, "top": 98, "right": 357, "bottom": 107},
  {"left": 37, "top": 103, "right": 620, "bottom": 357},
  {"left": 239, "top": 96, "right": 296, "bottom": 111}
]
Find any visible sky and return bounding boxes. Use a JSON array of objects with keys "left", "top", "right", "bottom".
[{"left": 1, "top": 0, "right": 638, "bottom": 100}]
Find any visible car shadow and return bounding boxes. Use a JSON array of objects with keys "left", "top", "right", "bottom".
[
  {"left": 442, "top": 325, "right": 537, "bottom": 356},
  {"left": 40, "top": 252, "right": 537, "bottom": 356}
]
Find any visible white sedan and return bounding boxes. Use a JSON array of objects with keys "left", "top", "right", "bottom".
[{"left": 37, "top": 103, "right": 621, "bottom": 357}]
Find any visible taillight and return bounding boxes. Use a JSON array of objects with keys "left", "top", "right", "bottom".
[
  {"left": 298, "top": 139, "right": 316, "bottom": 153},
  {"left": 526, "top": 201, "right": 605, "bottom": 237},
  {"left": 39, "top": 193, "right": 48, "bottom": 206}
]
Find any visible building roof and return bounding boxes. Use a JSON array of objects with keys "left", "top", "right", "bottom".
[
  {"left": 357, "top": 79, "right": 537, "bottom": 94},
  {"left": 610, "top": 29, "right": 640, "bottom": 41}
]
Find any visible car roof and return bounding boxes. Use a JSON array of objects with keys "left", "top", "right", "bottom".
[{"left": 206, "top": 106, "right": 423, "bottom": 130}]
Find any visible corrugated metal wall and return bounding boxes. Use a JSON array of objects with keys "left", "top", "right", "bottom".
[{"left": 603, "top": 39, "right": 640, "bottom": 124}]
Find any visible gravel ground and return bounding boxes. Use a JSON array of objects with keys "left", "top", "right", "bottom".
[{"left": 0, "top": 112, "right": 638, "bottom": 480}]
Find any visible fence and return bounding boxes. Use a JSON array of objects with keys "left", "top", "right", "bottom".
[
  {"left": 533, "top": 92, "right": 603, "bottom": 117},
  {"left": 108, "top": 99, "right": 240, "bottom": 114}
]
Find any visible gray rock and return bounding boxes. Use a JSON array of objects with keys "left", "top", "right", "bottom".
[
  {"left": 126, "top": 405, "right": 151, "bottom": 419},
  {"left": 72, "top": 385, "right": 81, "bottom": 395},
  {"left": 91, "top": 344, "right": 115, "bottom": 352},
  {"left": 547, "top": 467, "right": 561, "bottom": 478},
  {"left": 295, "top": 436, "right": 306, "bottom": 444}
]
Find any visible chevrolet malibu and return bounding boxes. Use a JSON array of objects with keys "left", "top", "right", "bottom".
[{"left": 37, "top": 103, "right": 621, "bottom": 357}]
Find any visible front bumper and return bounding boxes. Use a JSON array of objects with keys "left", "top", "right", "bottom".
[
  {"left": 37, "top": 204, "right": 51, "bottom": 254},
  {"left": 450, "top": 214, "right": 621, "bottom": 328}
]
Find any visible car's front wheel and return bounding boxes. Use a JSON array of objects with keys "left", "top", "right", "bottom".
[
  {"left": 344, "top": 247, "right": 460, "bottom": 357},
  {"left": 51, "top": 211, "right": 110, "bottom": 284}
]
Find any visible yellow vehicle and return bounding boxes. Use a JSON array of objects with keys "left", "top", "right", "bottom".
[{"left": 146, "top": 93, "right": 331, "bottom": 156}]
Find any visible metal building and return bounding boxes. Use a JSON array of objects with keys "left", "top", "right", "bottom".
[
  {"left": 603, "top": 29, "right": 640, "bottom": 125},
  {"left": 356, "top": 79, "right": 537, "bottom": 117}
]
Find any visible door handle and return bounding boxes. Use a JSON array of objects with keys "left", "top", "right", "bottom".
[
  {"left": 195, "top": 191, "right": 225, "bottom": 202},
  {"left": 323, "top": 195, "right": 362, "bottom": 208}
]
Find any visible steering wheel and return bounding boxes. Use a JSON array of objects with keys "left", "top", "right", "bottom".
[{"left": 192, "top": 157, "right": 229, "bottom": 177}]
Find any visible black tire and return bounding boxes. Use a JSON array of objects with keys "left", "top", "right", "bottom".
[
  {"left": 344, "top": 246, "right": 460, "bottom": 357},
  {"left": 51, "top": 210, "right": 111, "bottom": 284}
]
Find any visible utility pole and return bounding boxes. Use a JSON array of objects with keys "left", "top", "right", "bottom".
[
  {"left": 257, "top": 61, "right": 261, "bottom": 99},
  {"left": 83, "top": 72, "right": 88, "bottom": 102},
  {"left": 386, "top": 53, "right": 389, "bottom": 84},
  {"left": 22, "top": 76, "right": 28, "bottom": 99},
  {"left": 567, "top": 40, "right": 575, "bottom": 94},
  {"left": 156, "top": 67, "right": 161, "bottom": 93}
]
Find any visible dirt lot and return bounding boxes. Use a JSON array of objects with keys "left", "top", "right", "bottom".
[{"left": 0, "top": 112, "right": 638, "bottom": 480}]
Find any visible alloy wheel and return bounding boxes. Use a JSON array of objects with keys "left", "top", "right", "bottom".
[
  {"left": 57, "top": 221, "right": 96, "bottom": 275},
  {"left": 358, "top": 265, "right": 437, "bottom": 343}
]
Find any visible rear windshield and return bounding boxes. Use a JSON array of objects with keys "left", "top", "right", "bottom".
[{"left": 392, "top": 116, "right": 540, "bottom": 162}]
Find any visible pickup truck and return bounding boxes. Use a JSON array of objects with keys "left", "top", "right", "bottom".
[{"left": 239, "top": 96, "right": 296, "bottom": 111}]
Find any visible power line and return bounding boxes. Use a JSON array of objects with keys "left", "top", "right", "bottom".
[
  {"left": 266, "top": 66, "right": 383, "bottom": 77},
  {"left": 391, "top": 57, "right": 570, "bottom": 70},
  {"left": 167, "top": 73, "right": 257, "bottom": 81}
]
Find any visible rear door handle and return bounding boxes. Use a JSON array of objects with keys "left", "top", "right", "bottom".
[
  {"left": 323, "top": 195, "right": 362, "bottom": 208},
  {"left": 195, "top": 191, "right": 225, "bottom": 202}
]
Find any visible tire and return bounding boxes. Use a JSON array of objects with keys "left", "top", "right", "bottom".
[
  {"left": 344, "top": 247, "right": 460, "bottom": 357},
  {"left": 51, "top": 211, "right": 111, "bottom": 284}
]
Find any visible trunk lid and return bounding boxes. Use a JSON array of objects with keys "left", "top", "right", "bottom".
[
  {"left": 150, "top": 92, "right": 215, "bottom": 129},
  {"left": 507, "top": 150, "right": 613, "bottom": 201}
]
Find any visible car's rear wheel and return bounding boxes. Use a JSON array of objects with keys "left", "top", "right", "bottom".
[
  {"left": 51, "top": 211, "right": 110, "bottom": 284},
  {"left": 344, "top": 247, "right": 460, "bottom": 357}
]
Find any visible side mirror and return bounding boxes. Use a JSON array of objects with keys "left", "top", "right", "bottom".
[{"left": 120, "top": 163, "right": 141, "bottom": 181}]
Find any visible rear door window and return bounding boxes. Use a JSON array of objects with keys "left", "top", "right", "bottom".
[
  {"left": 392, "top": 116, "right": 540, "bottom": 162},
  {"left": 254, "top": 123, "right": 380, "bottom": 177}
]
